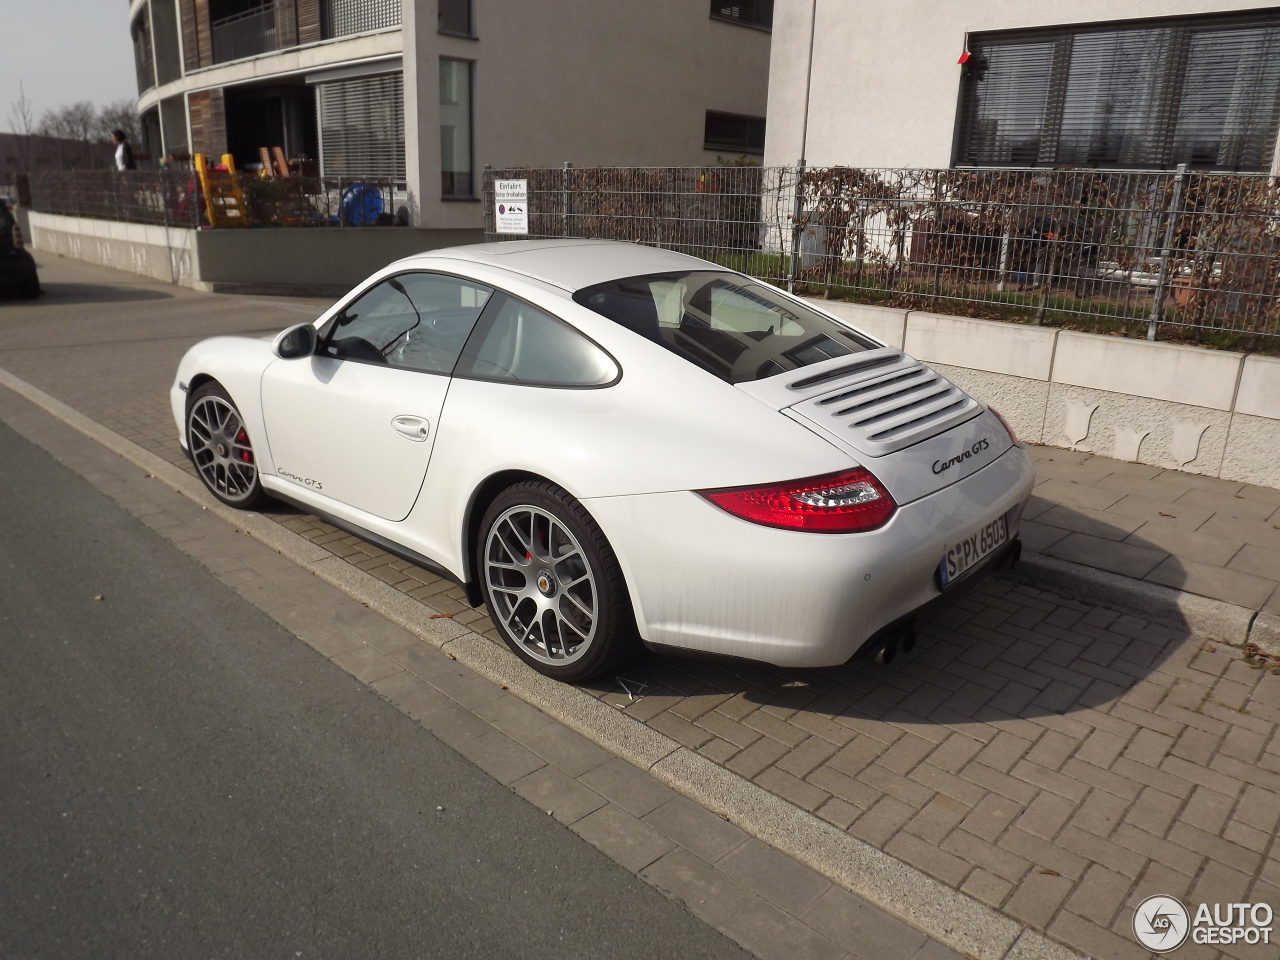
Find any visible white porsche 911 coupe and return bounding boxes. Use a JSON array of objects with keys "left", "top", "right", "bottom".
[{"left": 172, "top": 239, "right": 1034, "bottom": 681}]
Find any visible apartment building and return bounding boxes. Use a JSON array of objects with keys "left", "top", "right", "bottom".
[
  {"left": 765, "top": 0, "right": 1280, "bottom": 173},
  {"left": 131, "top": 0, "right": 772, "bottom": 228}
]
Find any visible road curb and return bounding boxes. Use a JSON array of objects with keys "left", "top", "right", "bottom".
[
  {"left": 1248, "top": 611, "right": 1280, "bottom": 657},
  {"left": 0, "top": 364, "right": 1119, "bottom": 960},
  {"left": 999, "top": 551, "right": 1259, "bottom": 646},
  {"left": 651, "top": 748, "right": 1025, "bottom": 958}
]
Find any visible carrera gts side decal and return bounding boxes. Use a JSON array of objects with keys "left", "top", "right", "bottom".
[{"left": 277, "top": 468, "right": 324, "bottom": 490}]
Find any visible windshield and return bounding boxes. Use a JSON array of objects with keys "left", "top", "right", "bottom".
[{"left": 573, "top": 271, "right": 877, "bottom": 384}]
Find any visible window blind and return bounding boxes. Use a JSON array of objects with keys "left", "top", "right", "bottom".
[
  {"left": 317, "top": 73, "right": 405, "bottom": 181},
  {"left": 705, "top": 111, "right": 766, "bottom": 154},
  {"left": 956, "top": 11, "right": 1280, "bottom": 170}
]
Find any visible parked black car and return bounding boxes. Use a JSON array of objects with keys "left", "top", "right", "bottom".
[{"left": 0, "top": 204, "right": 39, "bottom": 299}]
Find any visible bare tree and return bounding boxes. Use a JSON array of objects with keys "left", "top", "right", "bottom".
[
  {"left": 94, "top": 100, "right": 141, "bottom": 147},
  {"left": 39, "top": 101, "right": 100, "bottom": 167},
  {"left": 7, "top": 81, "right": 36, "bottom": 173}
]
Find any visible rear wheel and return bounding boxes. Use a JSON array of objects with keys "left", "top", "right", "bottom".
[
  {"left": 19, "top": 276, "right": 38, "bottom": 299},
  {"left": 187, "top": 381, "right": 268, "bottom": 509},
  {"left": 479, "top": 481, "right": 638, "bottom": 682}
]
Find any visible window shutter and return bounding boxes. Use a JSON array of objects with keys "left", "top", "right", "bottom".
[
  {"left": 317, "top": 74, "right": 406, "bottom": 181},
  {"left": 957, "top": 38, "right": 1058, "bottom": 165},
  {"left": 297, "top": 0, "right": 322, "bottom": 44},
  {"left": 194, "top": 0, "right": 213, "bottom": 68},
  {"left": 276, "top": 0, "right": 298, "bottom": 47},
  {"left": 1172, "top": 24, "right": 1280, "bottom": 169},
  {"left": 179, "top": 0, "right": 200, "bottom": 72},
  {"left": 957, "top": 11, "right": 1280, "bottom": 170},
  {"left": 189, "top": 88, "right": 226, "bottom": 159}
]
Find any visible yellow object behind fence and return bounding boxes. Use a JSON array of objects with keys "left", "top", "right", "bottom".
[{"left": 193, "top": 153, "right": 248, "bottom": 228}]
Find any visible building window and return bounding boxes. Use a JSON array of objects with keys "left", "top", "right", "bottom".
[
  {"left": 132, "top": 13, "right": 155, "bottom": 94},
  {"left": 317, "top": 73, "right": 406, "bottom": 181},
  {"left": 704, "top": 111, "right": 766, "bottom": 154},
  {"left": 440, "top": 59, "right": 473, "bottom": 197},
  {"left": 710, "top": 0, "right": 772, "bottom": 30},
  {"left": 439, "top": 0, "right": 472, "bottom": 37},
  {"left": 323, "top": 0, "right": 401, "bottom": 39},
  {"left": 956, "top": 11, "right": 1280, "bottom": 171}
]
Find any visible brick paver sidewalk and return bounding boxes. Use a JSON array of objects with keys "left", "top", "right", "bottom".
[
  {"left": 6, "top": 256, "right": 1280, "bottom": 959},
  {"left": 1023, "top": 448, "right": 1280, "bottom": 616}
]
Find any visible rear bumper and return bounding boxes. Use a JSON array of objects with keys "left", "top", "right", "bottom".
[
  {"left": 583, "top": 444, "right": 1036, "bottom": 668},
  {"left": 849, "top": 536, "right": 1022, "bottom": 663}
]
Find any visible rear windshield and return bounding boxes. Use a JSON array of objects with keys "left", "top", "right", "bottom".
[{"left": 573, "top": 271, "right": 876, "bottom": 384}]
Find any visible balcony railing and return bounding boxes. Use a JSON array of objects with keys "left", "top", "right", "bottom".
[{"left": 211, "top": 4, "right": 277, "bottom": 64}]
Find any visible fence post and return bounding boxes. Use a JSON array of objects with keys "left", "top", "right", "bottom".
[
  {"left": 1034, "top": 236, "right": 1058, "bottom": 325},
  {"left": 482, "top": 164, "right": 493, "bottom": 241},
  {"left": 787, "top": 160, "right": 806, "bottom": 293},
  {"left": 562, "top": 161, "right": 572, "bottom": 238},
  {"left": 996, "top": 217, "right": 1011, "bottom": 292},
  {"left": 1147, "top": 162, "right": 1188, "bottom": 341}
]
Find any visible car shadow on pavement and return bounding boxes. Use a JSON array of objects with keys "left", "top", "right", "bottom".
[
  {"left": 583, "top": 503, "right": 1199, "bottom": 729},
  {"left": 21, "top": 282, "right": 175, "bottom": 305}
]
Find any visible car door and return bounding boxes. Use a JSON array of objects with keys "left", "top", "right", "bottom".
[{"left": 260, "top": 271, "right": 493, "bottom": 521}]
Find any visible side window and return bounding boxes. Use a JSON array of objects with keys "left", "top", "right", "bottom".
[
  {"left": 322, "top": 273, "right": 493, "bottom": 374},
  {"left": 455, "top": 294, "right": 619, "bottom": 387}
]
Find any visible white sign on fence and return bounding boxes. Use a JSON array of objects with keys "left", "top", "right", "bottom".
[{"left": 494, "top": 179, "right": 529, "bottom": 235}]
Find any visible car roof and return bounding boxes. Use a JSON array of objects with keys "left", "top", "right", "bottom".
[{"left": 405, "top": 239, "right": 723, "bottom": 292}]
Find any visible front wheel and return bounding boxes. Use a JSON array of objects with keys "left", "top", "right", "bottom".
[
  {"left": 479, "top": 481, "right": 638, "bottom": 682},
  {"left": 187, "top": 381, "right": 268, "bottom": 509}
]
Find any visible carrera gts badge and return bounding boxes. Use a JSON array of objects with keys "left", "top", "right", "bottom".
[
  {"left": 278, "top": 468, "right": 324, "bottom": 490},
  {"left": 932, "top": 437, "right": 990, "bottom": 475}
]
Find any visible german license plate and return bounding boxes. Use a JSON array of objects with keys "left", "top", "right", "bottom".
[{"left": 938, "top": 515, "right": 1009, "bottom": 588}]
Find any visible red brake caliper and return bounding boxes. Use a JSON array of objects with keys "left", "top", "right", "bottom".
[{"left": 235, "top": 427, "right": 253, "bottom": 463}]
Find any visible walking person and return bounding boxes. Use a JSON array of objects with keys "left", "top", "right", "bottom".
[
  {"left": 110, "top": 130, "right": 137, "bottom": 171},
  {"left": 109, "top": 130, "right": 138, "bottom": 222}
]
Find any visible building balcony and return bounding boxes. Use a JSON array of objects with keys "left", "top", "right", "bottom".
[{"left": 211, "top": 4, "right": 277, "bottom": 65}]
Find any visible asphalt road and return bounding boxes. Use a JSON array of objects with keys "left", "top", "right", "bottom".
[{"left": 0, "top": 418, "right": 748, "bottom": 960}]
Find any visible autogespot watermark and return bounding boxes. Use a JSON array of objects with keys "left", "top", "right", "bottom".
[{"left": 1133, "top": 895, "right": 1274, "bottom": 952}]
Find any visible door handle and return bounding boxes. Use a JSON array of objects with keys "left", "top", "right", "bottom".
[{"left": 391, "top": 415, "right": 430, "bottom": 442}]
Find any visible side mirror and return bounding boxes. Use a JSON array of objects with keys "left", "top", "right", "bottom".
[{"left": 273, "top": 323, "right": 318, "bottom": 359}]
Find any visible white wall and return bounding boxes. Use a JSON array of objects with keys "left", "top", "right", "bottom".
[{"left": 765, "top": 0, "right": 1280, "bottom": 168}]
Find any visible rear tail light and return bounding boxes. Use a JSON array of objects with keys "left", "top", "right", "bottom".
[
  {"left": 989, "top": 407, "right": 1022, "bottom": 447},
  {"left": 12, "top": 224, "right": 22, "bottom": 249},
  {"left": 698, "top": 468, "right": 896, "bottom": 533}
]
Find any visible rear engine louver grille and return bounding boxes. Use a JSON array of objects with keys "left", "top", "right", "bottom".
[{"left": 789, "top": 352, "right": 981, "bottom": 457}]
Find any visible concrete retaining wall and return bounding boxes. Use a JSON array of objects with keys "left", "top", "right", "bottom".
[
  {"left": 194, "top": 225, "right": 483, "bottom": 289},
  {"left": 29, "top": 212, "right": 198, "bottom": 286},
  {"left": 27, "top": 211, "right": 482, "bottom": 293},
  {"left": 808, "top": 299, "right": 1280, "bottom": 489}
]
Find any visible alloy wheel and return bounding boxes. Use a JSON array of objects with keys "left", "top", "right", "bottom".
[
  {"left": 188, "top": 394, "right": 258, "bottom": 503},
  {"left": 484, "top": 505, "right": 598, "bottom": 667}
]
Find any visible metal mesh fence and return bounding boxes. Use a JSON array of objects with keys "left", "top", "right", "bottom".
[
  {"left": 484, "top": 164, "right": 1280, "bottom": 344},
  {"left": 28, "top": 170, "right": 401, "bottom": 229},
  {"left": 29, "top": 170, "right": 201, "bottom": 228}
]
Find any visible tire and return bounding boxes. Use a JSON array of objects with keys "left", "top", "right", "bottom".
[
  {"left": 20, "top": 277, "right": 39, "bottom": 299},
  {"left": 478, "top": 481, "right": 638, "bottom": 682},
  {"left": 186, "top": 381, "right": 269, "bottom": 510}
]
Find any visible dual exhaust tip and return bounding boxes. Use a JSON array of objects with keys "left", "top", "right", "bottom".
[
  {"left": 874, "top": 627, "right": 917, "bottom": 665},
  {"left": 872, "top": 537, "right": 1023, "bottom": 666}
]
